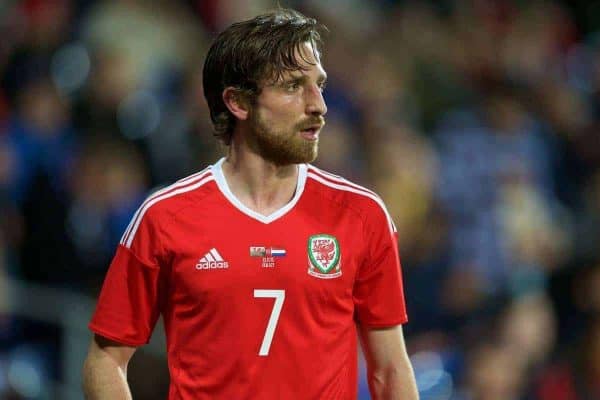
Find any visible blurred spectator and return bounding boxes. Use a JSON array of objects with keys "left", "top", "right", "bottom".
[
  {"left": 462, "top": 341, "right": 528, "bottom": 400},
  {"left": 369, "top": 122, "right": 439, "bottom": 261},
  {"left": 78, "top": 0, "right": 210, "bottom": 184},
  {"left": 82, "top": 0, "right": 205, "bottom": 89},
  {"left": 65, "top": 137, "right": 148, "bottom": 292},
  {"left": 500, "top": 293, "right": 557, "bottom": 377},
  {"left": 1, "top": 0, "right": 73, "bottom": 106},
  {"left": 3, "top": 78, "right": 76, "bottom": 202},
  {"left": 435, "top": 86, "right": 565, "bottom": 294},
  {"left": 72, "top": 49, "right": 137, "bottom": 138}
]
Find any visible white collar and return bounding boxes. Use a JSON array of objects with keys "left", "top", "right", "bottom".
[{"left": 211, "top": 157, "right": 308, "bottom": 224}]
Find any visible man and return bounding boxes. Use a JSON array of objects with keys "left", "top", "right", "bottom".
[{"left": 83, "top": 8, "right": 419, "bottom": 400}]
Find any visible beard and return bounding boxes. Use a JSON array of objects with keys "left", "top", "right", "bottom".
[{"left": 246, "top": 109, "right": 321, "bottom": 165}]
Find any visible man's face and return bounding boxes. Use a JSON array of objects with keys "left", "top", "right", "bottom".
[{"left": 247, "top": 42, "right": 327, "bottom": 165}]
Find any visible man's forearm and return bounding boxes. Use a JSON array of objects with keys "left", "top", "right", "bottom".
[
  {"left": 368, "top": 359, "right": 419, "bottom": 400},
  {"left": 82, "top": 351, "right": 132, "bottom": 400}
]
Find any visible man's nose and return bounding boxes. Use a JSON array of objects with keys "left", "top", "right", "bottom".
[{"left": 305, "top": 85, "right": 327, "bottom": 116}]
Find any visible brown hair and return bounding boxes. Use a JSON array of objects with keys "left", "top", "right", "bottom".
[{"left": 202, "top": 8, "right": 326, "bottom": 145}]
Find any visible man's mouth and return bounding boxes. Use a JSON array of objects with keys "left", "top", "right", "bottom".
[{"left": 299, "top": 124, "right": 322, "bottom": 141}]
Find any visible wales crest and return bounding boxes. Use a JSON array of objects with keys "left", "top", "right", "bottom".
[{"left": 308, "top": 234, "right": 342, "bottom": 279}]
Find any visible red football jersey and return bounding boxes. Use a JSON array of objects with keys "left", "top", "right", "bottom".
[{"left": 89, "top": 158, "right": 408, "bottom": 399}]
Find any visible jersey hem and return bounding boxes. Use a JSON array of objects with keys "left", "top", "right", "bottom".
[
  {"left": 359, "top": 317, "right": 408, "bottom": 328},
  {"left": 88, "top": 323, "right": 149, "bottom": 347},
  {"left": 118, "top": 244, "right": 161, "bottom": 270}
]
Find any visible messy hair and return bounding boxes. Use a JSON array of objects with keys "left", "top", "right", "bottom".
[{"left": 202, "top": 8, "right": 327, "bottom": 145}]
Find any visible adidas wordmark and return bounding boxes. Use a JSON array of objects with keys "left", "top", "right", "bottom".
[{"left": 196, "top": 248, "right": 229, "bottom": 269}]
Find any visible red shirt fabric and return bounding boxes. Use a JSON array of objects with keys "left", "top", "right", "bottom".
[{"left": 89, "top": 158, "right": 408, "bottom": 399}]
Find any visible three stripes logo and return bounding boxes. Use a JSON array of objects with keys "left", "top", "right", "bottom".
[{"left": 196, "top": 248, "right": 229, "bottom": 270}]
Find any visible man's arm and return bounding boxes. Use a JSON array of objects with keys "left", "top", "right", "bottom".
[
  {"left": 358, "top": 324, "right": 419, "bottom": 400},
  {"left": 82, "top": 335, "right": 137, "bottom": 400}
]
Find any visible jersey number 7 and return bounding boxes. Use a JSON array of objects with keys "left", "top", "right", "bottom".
[{"left": 254, "top": 289, "right": 285, "bottom": 356}]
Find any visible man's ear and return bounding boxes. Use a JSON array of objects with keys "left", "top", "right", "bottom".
[{"left": 222, "top": 87, "right": 250, "bottom": 121}]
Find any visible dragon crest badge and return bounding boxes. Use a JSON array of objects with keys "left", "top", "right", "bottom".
[{"left": 307, "top": 234, "right": 342, "bottom": 279}]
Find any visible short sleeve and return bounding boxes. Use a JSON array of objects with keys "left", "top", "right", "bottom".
[
  {"left": 353, "top": 200, "right": 408, "bottom": 327},
  {"left": 89, "top": 209, "right": 168, "bottom": 346}
]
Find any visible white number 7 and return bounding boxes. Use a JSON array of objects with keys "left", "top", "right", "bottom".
[{"left": 254, "top": 289, "right": 285, "bottom": 356}]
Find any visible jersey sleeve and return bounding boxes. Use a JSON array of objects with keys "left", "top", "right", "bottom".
[
  {"left": 353, "top": 199, "right": 408, "bottom": 327},
  {"left": 89, "top": 207, "right": 168, "bottom": 346}
]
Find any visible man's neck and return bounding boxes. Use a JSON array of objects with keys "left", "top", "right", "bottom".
[{"left": 221, "top": 145, "right": 299, "bottom": 217}]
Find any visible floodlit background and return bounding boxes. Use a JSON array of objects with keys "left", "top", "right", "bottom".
[{"left": 1, "top": 0, "right": 600, "bottom": 399}]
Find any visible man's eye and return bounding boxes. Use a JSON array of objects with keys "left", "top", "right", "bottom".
[{"left": 286, "top": 81, "right": 300, "bottom": 91}]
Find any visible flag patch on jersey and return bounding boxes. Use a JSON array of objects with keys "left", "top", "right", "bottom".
[
  {"left": 250, "top": 246, "right": 286, "bottom": 268},
  {"left": 250, "top": 247, "right": 287, "bottom": 257},
  {"left": 308, "top": 234, "right": 342, "bottom": 279}
]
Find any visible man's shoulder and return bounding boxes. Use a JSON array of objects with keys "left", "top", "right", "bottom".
[
  {"left": 305, "top": 164, "right": 397, "bottom": 233},
  {"left": 120, "top": 165, "right": 219, "bottom": 249},
  {"left": 137, "top": 166, "right": 218, "bottom": 218},
  {"left": 305, "top": 164, "right": 387, "bottom": 212}
]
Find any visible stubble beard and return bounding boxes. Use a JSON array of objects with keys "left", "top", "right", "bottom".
[{"left": 247, "top": 109, "right": 319, "bottom": 166}]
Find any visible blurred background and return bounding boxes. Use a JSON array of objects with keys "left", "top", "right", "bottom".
[{"left": 1, "top": 0, "right": 600, "bottom": 399}]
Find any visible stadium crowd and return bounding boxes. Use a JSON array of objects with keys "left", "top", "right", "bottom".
[{"left": 1, "top": 0, "right": 600, "bottom": 398}]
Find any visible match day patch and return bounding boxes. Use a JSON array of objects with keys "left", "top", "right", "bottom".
[
  {"left": 308, "top": 234, "right": 342, "bottom": 279},
  {"left": 250, "top": 246, "right": 286, "bottom": 268}
]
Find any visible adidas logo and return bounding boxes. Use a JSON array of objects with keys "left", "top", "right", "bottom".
[{"left": 196, "top": 248, "right": 229, "bottom": 270}]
